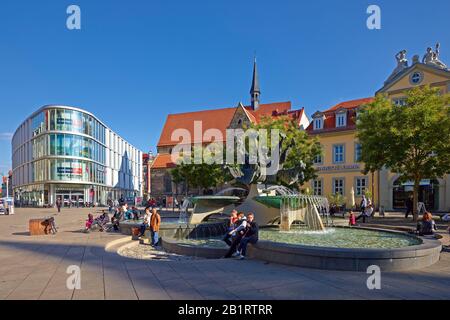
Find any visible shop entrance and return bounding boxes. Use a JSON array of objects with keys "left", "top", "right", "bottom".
[
  {"left": 393, "top": 179, "right": 439, "bottom": 210},
  {"left": 56, "top": 191, "right": 84, "bottom": 207}
]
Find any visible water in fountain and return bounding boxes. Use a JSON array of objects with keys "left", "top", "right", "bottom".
[
  {"left": 280, "top": 194, "right": 329, "bottom": 232},
  {"left": 179, "top": 198, "right": 190, "bottom": 224},
  {"left": 215, "top": 187, "right": 247, "bottom": 196},
  {"left": 264, "top": 185, "right": 298, "bottom": 196}
]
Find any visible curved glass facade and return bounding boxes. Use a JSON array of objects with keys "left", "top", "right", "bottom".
[{"left": 12, "top": 106, "right": 142, "bottom": 207}]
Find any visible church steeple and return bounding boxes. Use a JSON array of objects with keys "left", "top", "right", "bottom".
[{"left": 250, "top": 57, "right": 260, "bottom": 109}]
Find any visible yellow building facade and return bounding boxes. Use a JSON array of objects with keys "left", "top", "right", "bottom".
[
  {"left": 307, "top": 47, "right": 450, "bottom": 212},
  {"left": 377, "top": 54, "right": 450, "bottom": 212},
  {"left": 305, "top": 98, "right": 378, "bottom": 209}
]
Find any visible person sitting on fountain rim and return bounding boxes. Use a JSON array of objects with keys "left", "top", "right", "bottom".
[
  {"left": 416, "top": 212, "right": 437, "bottom": 236},
  {"left": 223, "top": 210, "right": 239, "bottom": 246},
  {"left": 237, "top": 213, "right": 259, "bottom": 260},
  {"left": 139, "top": 207, "right": 151, "bottom": 237},
  {"left": 223, "top": 214, "right": 248, "bottom": 258}
]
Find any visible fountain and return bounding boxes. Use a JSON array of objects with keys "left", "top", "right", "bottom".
[{"left": 158, "top": 138, "right": 442, "bottom": 272}]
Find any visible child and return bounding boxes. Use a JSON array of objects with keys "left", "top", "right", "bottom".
[
  {"left": 84, "top": 213, "right": 94, "bottom": 233},
  {"left": 348, "top": 211, "right": 356, "bottom": 226}
]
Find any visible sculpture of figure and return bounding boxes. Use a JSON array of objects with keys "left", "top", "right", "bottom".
[
  {"left": 396, "top": 50, "right": 408, "bottom": 68},
  {"left": 386, "top": 50, "right": 409, "bottom": 83},
  {"left": 423, "top": 43, "right": 448, "bottom": 70}
]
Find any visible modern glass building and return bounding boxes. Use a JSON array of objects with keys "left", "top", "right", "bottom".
[{"left": 12, "top": 105, "right": 143, "bottom": 207}]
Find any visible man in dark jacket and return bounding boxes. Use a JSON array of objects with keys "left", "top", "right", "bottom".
[
  {"left": 238, "top": 213, "right": 259, "bottom": 260},
  {"left": 405, "top": 196, "right": 413, "bottom": 219},
  {"left": 56, "top": 198, "right": 62, "bottom": 213}
]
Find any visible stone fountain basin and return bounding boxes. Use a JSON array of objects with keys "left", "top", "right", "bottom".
[
  {"left": 119, "top": 218, "right": 228, "bottom": 239},
  {"left": 247, "top": 227, "right": 442, "bottom": 272},
  {"left": 160, "top": 226, "right": 442, "bottom": 272}
]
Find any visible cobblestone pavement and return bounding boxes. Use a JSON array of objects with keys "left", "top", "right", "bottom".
[{"left": 0, "top": 208, "right": 449, "bottom": 300}]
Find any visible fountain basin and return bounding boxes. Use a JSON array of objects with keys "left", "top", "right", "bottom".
[
  {"left": 190, "top": 196, "right": 241, "bottom": 206},
  {"left": 162, "top": 237, "right": 228, "bottom": 259},
  {"left": 119, "top": 218, "right": 228, "bottom": 239},
  {"left": 248, "top": 227, "right": 441, "bottom": 271},
  {"left": 160, "top": 227, "right": 442, "bottom": 271},
  {"left": 254, "top": 196, "right": 284, "bottom": 209}
]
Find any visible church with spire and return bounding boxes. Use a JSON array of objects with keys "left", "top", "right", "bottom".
[{"left": 149, "top": 60, "right": 310, "bottom": 198}]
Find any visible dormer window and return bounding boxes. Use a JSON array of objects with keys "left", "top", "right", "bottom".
[
  {"left": 313, "top": 118, "right": 323, "bottom": 130},
  {"left": 312, "top": 112, "right": 325, "bottom": 131},
  {"left": 336, "top": 111, "right": 347, "bottom": 128}
]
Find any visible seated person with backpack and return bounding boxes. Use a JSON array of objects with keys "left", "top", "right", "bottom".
[
  {"left": 91, "top": 211, "right": 110, "bottom": 232},
  {"left": 416, "top": 212, "right": 437, "bottom": 236},
  {"left": 111, "top": 208, "right": 123, "bottom": 231}
]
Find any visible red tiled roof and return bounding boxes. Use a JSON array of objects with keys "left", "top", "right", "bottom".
[
  {"left": 157, "top": 102, "right": 293, "bottom": 147},
  {"left": 306, "top": 97, "right": 374, "bottom": 134},
  {"left": 151, "top": 153, "right": 177, "bottom": 169},
  {"left": 325, "top": 97, "right": 374, "bottom": 112}
]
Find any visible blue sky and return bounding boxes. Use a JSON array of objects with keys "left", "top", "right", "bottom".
[{"left": 0, "top": 0, "right": 449, "bottom": 172}]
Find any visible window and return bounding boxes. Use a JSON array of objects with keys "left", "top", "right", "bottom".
[
  {"left": 355, "top": 177, "right": 368, "bottom": 196},
  {"left": 333, "top": 178, "right": 345, "bottom": 195},
  {"left": 333, "top": 144, "right": 345, "bottom": 163},
  {"left": 313, "top": 154, "right": 323, "bottom": 165},
  {"left": 355, "top": 143, "right": 362, "bottom": 162},
  {"left": 336, "top": 112, "right": 347, "bottom": 127},
  {"left": 393, "top": 98, "right": 407, "bottom": 106},
  {"left": 313, "top": 179, "right": 323, "bottom": 196},
  {"left": 313, "top": 118, "right": 323, "bottom": 130},
  {"left": 410, "top": 71, "right": 423, "bottom": 85}
]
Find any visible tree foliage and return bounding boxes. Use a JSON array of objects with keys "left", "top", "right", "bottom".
[
  {"left": 357, "top": 85, "right": 450, "bottom": 220},
  {"left": 251, "top": 115, "right": 322, "bottom": 189},
  {"left": 170, "top": 145, "right": 233, "bottom": 194}
]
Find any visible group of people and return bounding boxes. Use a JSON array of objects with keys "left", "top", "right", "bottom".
[
  {"left": 222, "top": 210, "right": 259, "bottom": 260},
  {"left": 84, "top": 198, "right": 144, "bottom": 233},
  {"left": 84, "top": 211, "right": 110, "bottom": 233},
  {"left": 138, "top": 207, "right": 161, "bottom": 247},
  {"left": 348, "top": 194, "right": 374, "bottom": 226}
]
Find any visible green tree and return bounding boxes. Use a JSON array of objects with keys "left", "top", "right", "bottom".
[
  {"left": 357, "top": 86, "right": 450, "bottom": 221},
  {"left": 251, "top": 115, "right": 322, "bottom": 189},
  {"left": 170, "top": 146, "right": 233, "bottom": 195}
]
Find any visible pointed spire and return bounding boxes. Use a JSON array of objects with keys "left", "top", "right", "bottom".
[{"left": 250, "top": 56, "right": 260, "bottom": 109}]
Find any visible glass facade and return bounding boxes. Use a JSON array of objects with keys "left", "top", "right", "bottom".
[{"left": 12, "top": 106, "right": 142, "bottom": 207}]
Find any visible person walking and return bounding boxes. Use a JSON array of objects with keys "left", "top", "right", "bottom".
[
  {"left": 356, "top": 199, "right": 373, "bottom": 224},
  {"left": 56, "top": 198, "right": 62, "bottom": 213},
  {"left": 119, "top": 195, "right": 125, "bottom": 206},
  {"left": 405, "top": 196, "right": 413, "bottom": 219},
  {"left": 360, "top": 195, "right": 368, "bottom": 215},
  {"left": 150, "top": 208, "right": 161, "bottom": 247}
]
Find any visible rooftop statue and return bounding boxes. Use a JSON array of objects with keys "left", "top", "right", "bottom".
[
  {"left": 423, "top": 43, "right": 448, "bottom": 70},
  {"left": 386, "top": 50, "right": 409, "bottom": 82},
  {"left": 396, "top": 49, "right": 409, "bottom": 69}
]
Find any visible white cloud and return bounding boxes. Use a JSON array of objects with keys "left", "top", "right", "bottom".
[{"left": 0, "top": 133, "right": 13, "bottom": 141}]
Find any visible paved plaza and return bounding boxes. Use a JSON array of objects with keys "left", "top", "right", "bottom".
[{"left": 0, "top": 208, "right": 449, "bottom": 300}]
